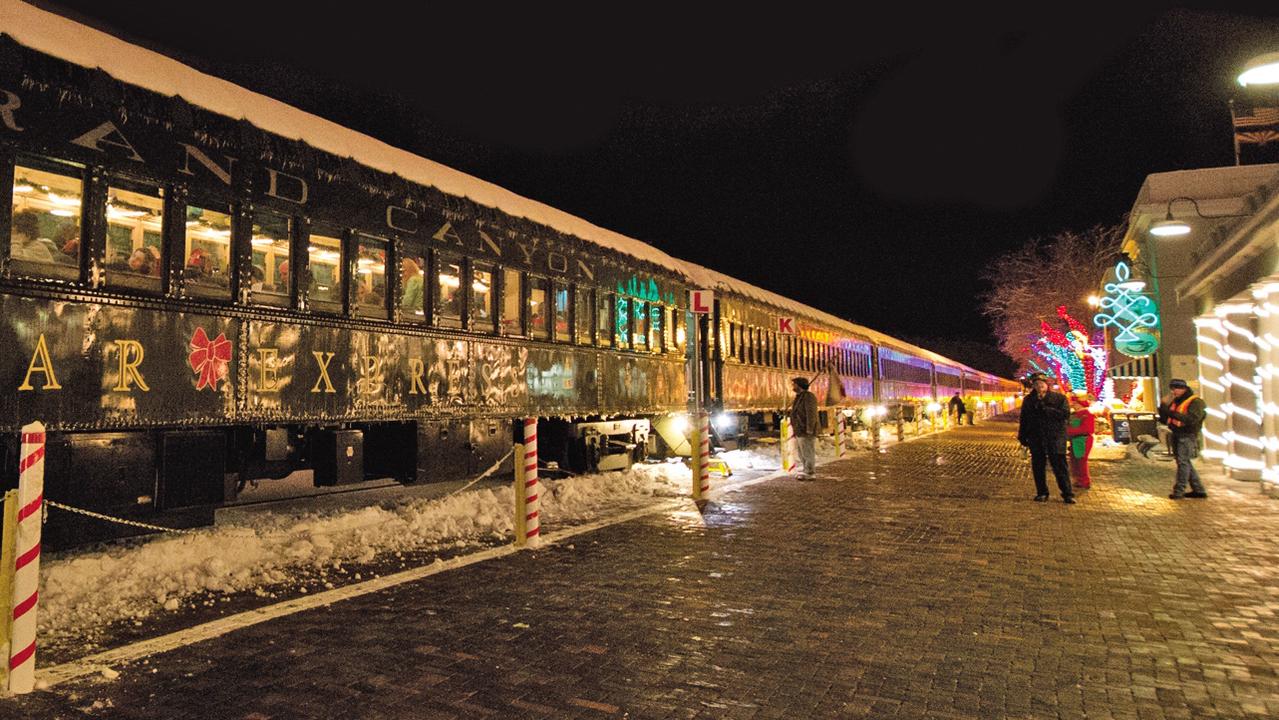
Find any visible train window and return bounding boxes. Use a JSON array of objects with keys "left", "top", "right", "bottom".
[
  {"left": 398, "top": 246, "right": 426, "bottom": 322},
  {"left": 574, "top": 285, "right": 593, "bottom": 344},
  {"left": 435, "top": 251, "right": 463, "bottom": 328},
  {"left": 769, "top": 332, "right": 778, "bottom": 367},
  {"left": 354, "top": 234, "right": 388, "bottom": 319},
  {"left": 726, "top": 322, "right": 736, "bottom": 360},
  {"left": 615, "top": 295, "right": 629, "bottom": 348},
  {"left": 103, "top": 181, "right": 164, "bottom": 292},
  {"left": 470, "top": 262, "right": 494, "bottom": 332},
  {"left": 9, "top": 159, "right": 83, "bottom": 281},
  {"left": 674, "top": 310, "right": 686, "bottom": 352},
  {"left": 182, "top": 203, "right": 233, "bottom": 300},
  {"left": 500, "top": 268, "right": 522, "bottom": 335},
  {"left": 597, "top": 291, "right": 614, "bottom": 347},
  {"left": 528, "top": 275, "right": 550, "bottom": 340},
  {"left": 250, "top": 210, "right": 292, "bottom": 307},
  {"left": 553, "top": 283, "right": 570, "bottom": 342},
  {"left": 632, "top": 300, "right": 648, "bottom": 351},
  {"left": 308, "top": 228, "right": 344, "bottom": 313},
  {"left": 661, "top": 305, "right": 673, "bottom": 352},
  {"left": 649, "top": 304, "right": 662, "bottom": 352}
]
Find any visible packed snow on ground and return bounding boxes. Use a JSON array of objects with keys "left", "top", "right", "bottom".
[{"left": 34, "top": 432, "right": 870, "bottom": 653}]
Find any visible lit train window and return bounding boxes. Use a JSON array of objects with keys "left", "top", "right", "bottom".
[
  {"left": 554, "top": 283, "right": 570, "bottom": 342},
  {"left": 649, "top": 304, "right": 662, "bottom": 352},
  {"left": 632, "top": 300, "right": 647, "bottom": 351},
  {"left": 9, "top": 158, "right": 83, "bottom": 281},
  {"left": 182, "top": 202, "right": 233, "bottom": 300},
  {"left": 471, "top": 262, "right": 494, "bottom": 333},
  {"left": 353, "top": 235, "right": 388, "bottom": 319},
  {"left": 615, "top": 295, "right": 629, "bottom": 349},
  {"left": 528, "top": 275, "right": 549, "bottom": 340},
  {"left": 307, "top": 228, "right": 344, "bottom": 314},
  {"left": 574, "top": 286, "right": 593, "bottom": 344},
  {"left": 674, "top": 310, "right": 686, "bottom": 353},
  {"left": 597, "top": 291, "right": 614, "bottom": 347},
  {"left": 251, "top": 210, "right": 292, "bottom": 307},
  {"left": 398, "top": 246, "right": 426, "bottom": 322},
  {"left": 103, "top": 180, "right": 164, "bottom": 292},
  {"left": 500, "top": 268, "right": 522, "bottom": 335},
  {"left": 435, "top": 251, "right": 462, "bottom": 328},
  {"left": 769, "top": 332, "right": 778, "bottom": 367}
]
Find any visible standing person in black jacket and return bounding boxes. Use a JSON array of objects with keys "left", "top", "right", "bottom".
[
  {"left": 1017, "top": 374, "right": 1075, "bottom": 503},
  {"left": 1158, "top": 378, "right": 1208, "bottom": 499}
]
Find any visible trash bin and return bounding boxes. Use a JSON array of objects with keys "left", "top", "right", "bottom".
[{"left": 1112, "top": 413, "right": 1158, "bottom": 444}]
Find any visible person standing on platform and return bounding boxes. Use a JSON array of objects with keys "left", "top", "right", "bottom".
[
  {"left": 1158, "top": 379, "right": 1208, "bottom": 499},
  {"left": 948, "top": 391, "right": 967, "bottom": 425},
  {"left": 789, "top": 376, "right": 819, "bottom": 479},
  {"left": 1017, "top": 373, "right": 1075, "bottom": 503},
  {"left": 1067, "top": 394, "right": 1096, "bottom": 489}
]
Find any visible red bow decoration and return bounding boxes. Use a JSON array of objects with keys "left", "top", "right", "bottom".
[{"left": 189, "top": 327, "right": 232, "bottom": 391}]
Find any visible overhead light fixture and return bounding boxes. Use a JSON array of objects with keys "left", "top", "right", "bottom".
[
  {"left": 1147, "top": 196, "right": 1249, "bottom": 237},
  {"left": 1238, "top": 51, "right": 1279, "bottom": 87}
]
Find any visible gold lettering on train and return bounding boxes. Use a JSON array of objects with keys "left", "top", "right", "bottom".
[
  {"left": 0, "top": 89, "right": 23, "bottom": 133},
  {"left": 476, "top": 229, "right": 502, "bottom": 256},
  {"left": 310, "top": 351, "right": 336, "bottom": 393},
  {"left": 386, "top": 205, "right": 418, "bottom": 233},
  {"left": 17, "top": 333, "right": 60, "bottom": 391},
  {"left": 358, "top": 355, "right": 383, "bottom": 395},
  {"left": 407, "top": 358, "right": 427, "bottom": 395},
  {"left": 264, "top": 168, "right": 308, "bottom": 205},
  {"left": 515, "top": 238, "right": 540, "bottom": 265},
  {"left": 176, "top": 143, "right": 235, "bottom": 186},
  {"left": 257, "top": 348, "right": 280, "bottom": 392},
  {"left": 575, "top": 258, "right": 595, "bottom": 281},
  {"left": 547, "top": 252, "right": 568, "bottom": 274},
  {"left": 111, "top": 339, "right": 150, "bottom": 392},
  {"left": 432, "top": 222, "right": 465, "bottom": 247},
  {"left": 69, "top": 121, "right": 145, "bottom": 162}
]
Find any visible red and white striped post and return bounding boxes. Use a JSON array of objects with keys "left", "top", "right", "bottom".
[
  {"left": 8, "top": 422, "right": 44, "bottom": 694},
  {"left": 780, "top": 417, "right": 795, "bottom": 473},
  {"left": 514, "top": 418, "right": 541, "bottom": 549},
  {"left": 836, "top": 413, "right": 848, "bottom": 458},
  {"left": 692, "top": 412, "right": 710, "bottom": 500}
]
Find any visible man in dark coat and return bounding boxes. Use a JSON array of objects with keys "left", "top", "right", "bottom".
[
  {"left": 1017, "top": 374, "right": 1075, "bottom": 503},
  {"left": 789, "top": 376, "right": 820, "bottom": 479},
  {"left": 948, "top": 391, "right": 966, "bottom": 425},
  {"left": 1158, "top": 378, "right": 1208, "bottom": 499}
]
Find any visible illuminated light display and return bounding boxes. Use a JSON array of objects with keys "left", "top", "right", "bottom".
[
  {"left": 1031, "top": 306, "right": 1113, "bottom": 402},
  {"left": 1094, "top": 261, "right": 1160, "bottom": 358}
]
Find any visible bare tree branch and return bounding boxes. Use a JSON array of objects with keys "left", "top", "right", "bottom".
[{"left": 980, "top": 222, "right": 1126, "bottom": 372}]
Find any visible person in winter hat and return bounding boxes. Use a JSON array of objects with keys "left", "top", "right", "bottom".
[
  {"left": 1158, "top": 379, "right": 1208, "bottom": 499},
  {"left": 789, "top": 376, "right": 819, "bottom": 479}
]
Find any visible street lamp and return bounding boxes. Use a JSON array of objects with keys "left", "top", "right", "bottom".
[
  {"left": 1147, "top": 196, "right": 1249, "bottom": 237},
  {"left": 1237, "top": 51, "right": 1279, "bottom": 87}
]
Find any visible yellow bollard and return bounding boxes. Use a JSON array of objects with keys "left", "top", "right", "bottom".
[
  {"left": 691, "top": 418, "right": 704, "bottom": 501},
  {"left": 0, "top": 489, "right": 16, "bottom": 690},
  {"left": 780, "top": 417, "right": 794, "bottom": 473}
]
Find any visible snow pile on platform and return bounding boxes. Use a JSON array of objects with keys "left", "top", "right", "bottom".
[{"left": 37, "top": 462, "right": 691, "bottom": 650}]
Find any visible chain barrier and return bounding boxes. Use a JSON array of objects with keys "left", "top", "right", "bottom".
[
  {"left": 43, "top": 499, "right": 200, "bottom": 535},
  {"left": 43, "top": 450, "right": 521, "bottom": 540}
]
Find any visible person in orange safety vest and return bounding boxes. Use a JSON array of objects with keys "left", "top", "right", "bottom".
[{"left": 1157, "top": 379, "right": 1208, "bottom": 499}]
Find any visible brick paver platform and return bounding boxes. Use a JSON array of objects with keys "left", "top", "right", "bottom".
[{"left": 8, "top": 419, "right": 1279, "bottom": 719}]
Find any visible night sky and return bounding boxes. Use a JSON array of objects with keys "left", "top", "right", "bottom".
[{"left": 32, "top": 2, "right": 1279, "bottom": 367}]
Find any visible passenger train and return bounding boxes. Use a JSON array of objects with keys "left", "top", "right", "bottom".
[{"left": 0, "top": 4, "right": 1022, "bottom": 548}]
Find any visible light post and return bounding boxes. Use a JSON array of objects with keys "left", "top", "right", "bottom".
[{"left": 1230, "top": 51, "right": 1279, "bottom": 165}]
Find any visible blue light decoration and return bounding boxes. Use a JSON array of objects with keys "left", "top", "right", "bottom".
[{"left": 1093, "top": 261, "right": 1160, "bottom": 358}]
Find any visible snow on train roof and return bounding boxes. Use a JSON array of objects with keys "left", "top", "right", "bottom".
[{"left": 0, "top": 0, "right": 683, "bottom": 271}]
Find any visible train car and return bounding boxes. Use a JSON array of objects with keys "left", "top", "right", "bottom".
[
  {"left": 0, "top": 4, "right": 1022, "bottom": 550},
  {"left": 0, "top": 6, "right": 697, "bottom": 547}
]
